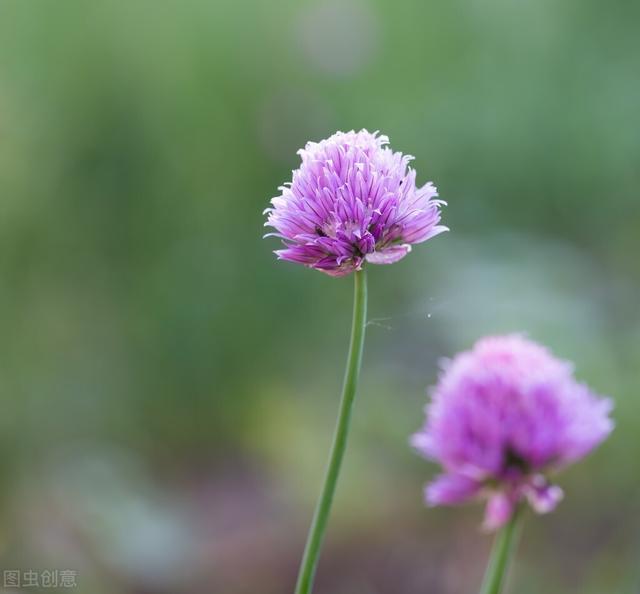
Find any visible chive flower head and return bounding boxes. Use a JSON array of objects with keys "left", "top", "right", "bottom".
[
  {"left": 264, "top": 129, "right": 446, "bottom": 276},
  {"left": 412, "top": 334, "right": 613, "bottom": 530}
]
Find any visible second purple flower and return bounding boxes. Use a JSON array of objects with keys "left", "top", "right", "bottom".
[{"left": 412, "top": 334, "right": 614, "bottom": 530}]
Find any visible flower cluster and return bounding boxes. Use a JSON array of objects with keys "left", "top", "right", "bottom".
[
  {"left": 264, "top": 130, "right": 446, "bottom": 276},
  {"left": 411, "top": 334, "right": 613, "bottom": 530}
]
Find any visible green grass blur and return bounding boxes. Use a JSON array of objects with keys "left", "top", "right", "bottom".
[{"left": 0, "top": 1, "right": 639, "bottom": 593}]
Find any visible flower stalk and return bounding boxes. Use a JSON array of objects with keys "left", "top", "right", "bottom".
[
  {"left": 479, "top": 505, "right": 523, "bottom": 594},
  {"left": 294, "top": 268, "right": 368, "bottom": 594}
]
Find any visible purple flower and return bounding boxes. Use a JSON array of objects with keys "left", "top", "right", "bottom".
[
  {"left": 264, "top": 130, "right": 446, "bottom": 276},
  {"left": 411, "top": 334, "right": 613, "bottom": 530}
]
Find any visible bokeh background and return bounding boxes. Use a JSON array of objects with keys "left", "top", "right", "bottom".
[{"left": 1, "top": 0, "right": 639, "bottom": 592}]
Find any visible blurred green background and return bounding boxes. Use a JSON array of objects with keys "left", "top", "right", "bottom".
[{"left": 1, "top": 0, "right": 639, "bottom": 592}]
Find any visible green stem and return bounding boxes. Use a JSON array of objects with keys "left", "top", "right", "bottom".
[
  {"left": 294, "top": 268, "right": 368, "bottom": 594},
  {"left": 479, "top": 507, "right": 523, "bottom": 594}
]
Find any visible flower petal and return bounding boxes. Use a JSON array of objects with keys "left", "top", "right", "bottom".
[
  {"left": 365, "top": 244, "right": 411, "bottom": 265},
  {"left": 524, "top": 476, "right": 564, "bottom": 514},
  {"left": 483, "top": 492, "right": 516, "bottom": 531},
  {"left": 425, "top": 473, "right": 482, "bottom": 506}
]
